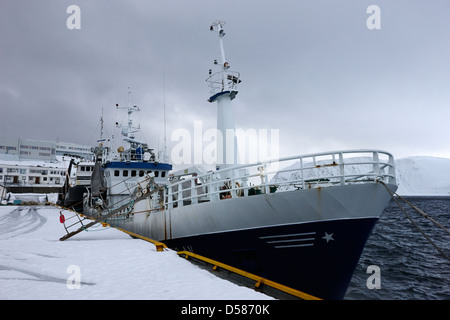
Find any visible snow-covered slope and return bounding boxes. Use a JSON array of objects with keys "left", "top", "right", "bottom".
[{"left": 395, "top": 157, "right": 450, "bottom": 196}]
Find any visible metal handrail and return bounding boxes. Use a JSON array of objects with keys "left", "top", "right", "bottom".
[
  {"left": 206, "top": 71, "right": 241, "bottom": 96},
  {"left": 166, "top": 150, "right": 396, "bottom": 209}
]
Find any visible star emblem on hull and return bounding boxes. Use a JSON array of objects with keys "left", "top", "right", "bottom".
[{"left": 322, "top": 232, "right": 334, "bottom": 243}]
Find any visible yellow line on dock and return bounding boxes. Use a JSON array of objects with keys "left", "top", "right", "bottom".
[
  {"left": 177, "top": 250, "right": 322, "bottom": 300},
  {"left": 113, "top": 227, "right": 167, "bottom": 252}
]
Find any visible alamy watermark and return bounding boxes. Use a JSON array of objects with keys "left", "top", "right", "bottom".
[
  {"left": 366, "top": 5, "right": 381, "bottom": 30},
  {"left": 66, "top": 5, "right": 81, "bottom": 30},
  {"left": 66, "top": 265, "right": 81, "bottom": 289},
  {"left": 366, "top": 265, "right": 381, "bottom": 289},
  {"left": 170, "top": 121, "right": 280, "bottom": 168},
  {"left": 66, "top": 4, "right": 380, "bottom": 31}
]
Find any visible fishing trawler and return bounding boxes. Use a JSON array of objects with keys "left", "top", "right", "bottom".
[{"left": 81, "top": 21, "right": 397, "bottom": 300}]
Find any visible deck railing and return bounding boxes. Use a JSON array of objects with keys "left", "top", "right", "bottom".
[
  {"left": 166, "top": 150, "right": 396, "bottom": 209},
  {"left": 206, "top": 71, "right": 241, "bottom": 97}
]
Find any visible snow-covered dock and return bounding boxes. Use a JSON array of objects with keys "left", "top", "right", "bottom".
[{"left": 0, "top": 205, "right": 272, "bottom": 300}]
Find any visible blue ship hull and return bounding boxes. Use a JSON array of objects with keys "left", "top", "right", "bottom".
[{"left": 164, "top": 217, "right": 378, "bottom": 300}]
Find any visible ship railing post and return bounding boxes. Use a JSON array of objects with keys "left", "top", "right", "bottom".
[
  {"left": 373, "top": 151, "right": 380, "bottom": 182},
  {"left": 191, "top": 178, "right": 198, "bottom": 204},
  {"left": 177, "top": 184, "right": 183, "bottom": 208},
  {"left": 230, "top": 177, "right": 236, "bottom": 199},
  {"left": 388, "top": 154, "right": 396, "bottom": 185},
  {"left": 300, "top": 157, "right": 305, "bottom": 189},
  {"left": 239, "top": 168, "right": 249, "bottom": 197},
  {"left": 263, "top": 163, "right": 270, "bottom": 194},
  {"left": 208, "top": 173, "right": 213, "bottom": 202},
  {"left": 339, "top": 152, "right": 345, "bottom": 185},
  {"left": 205, "top": 173, "right": 211, "bottom": 202},
  {"left": 210, "top": 173, "right": 219, "bottom": 202}
]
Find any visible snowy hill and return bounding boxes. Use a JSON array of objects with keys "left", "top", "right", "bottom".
[
  {"left": 395, "top": 157, "right": 450, "bottom": 196},
  {"left": 271, "top": 156, "right": 450, "bottom": 196}
]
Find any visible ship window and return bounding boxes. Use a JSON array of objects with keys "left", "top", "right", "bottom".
[
  {"left": 154, "top": 171, "right": 159, "bottom": 177},
  {"left": 123, "top": 170, "right": 128, "bottom": 177},
  {"left": 139, "top": 170, "right": 145, "bottom": 177},
  {"left": 131, "top": 170, "right": 136, "bottom": 177},
  {"left": 161, "top": 171, "right": 166, "bottom": 178},
  {"left": 114, "top": 170, "right": 120, "bottom": 177}
]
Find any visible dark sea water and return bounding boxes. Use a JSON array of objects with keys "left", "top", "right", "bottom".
[{"left": 345, "top": 197, "right": 450, "bottom": 300}]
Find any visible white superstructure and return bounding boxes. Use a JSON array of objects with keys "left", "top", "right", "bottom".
[{"left": 206, "top": 20, "right": 241, "bottom": 170}]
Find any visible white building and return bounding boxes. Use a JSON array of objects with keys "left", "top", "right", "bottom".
[
  {"left": 0, "top": 137, "right": 94, "bottom": 195},
  {"left": 0, "top": 163, "right": 66, "bottom": 187},
  {"left": 0, "top": 137, "right": 93, "bottom": 162}
]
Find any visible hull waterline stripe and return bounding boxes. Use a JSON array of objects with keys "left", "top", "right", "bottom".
[
  {"left": 259, "top": 232, "right": 316, "bottom": 239},
  {"left": 266, "top": 238, "right": 315, "bottom": 244},
  {"left": 274, "top": 243, "right": 314, "bottom": 249}
]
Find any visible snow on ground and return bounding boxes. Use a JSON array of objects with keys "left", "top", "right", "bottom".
[{"left": 0, "top": 206, "right": 272, "bottom": 300}]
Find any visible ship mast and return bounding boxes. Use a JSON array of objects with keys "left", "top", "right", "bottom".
[
  {"left": 117, "top": 87, "right": 141, "bottom": 142},
  {"left": 207, "top": 20, "right": 241, "bottom": 170}
]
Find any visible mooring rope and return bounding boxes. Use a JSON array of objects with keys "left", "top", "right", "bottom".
[{"left": 379, "top": 181, "right": 450, "bottom": 262}]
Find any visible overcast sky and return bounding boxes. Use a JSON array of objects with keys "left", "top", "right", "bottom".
[{"left": 1, "top": 0, "right": 449, "bottom": 167}]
